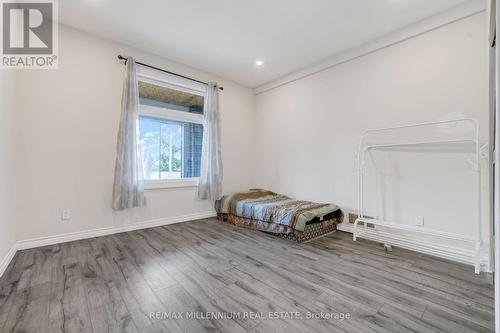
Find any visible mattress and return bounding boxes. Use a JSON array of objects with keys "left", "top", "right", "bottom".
[{"left": 215, "top": 189, "right": 344, "bottom": 241}]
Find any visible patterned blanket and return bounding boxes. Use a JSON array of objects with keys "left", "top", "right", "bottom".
[{"left": 216, "top": 189, "right": 340, "bottom": 233}]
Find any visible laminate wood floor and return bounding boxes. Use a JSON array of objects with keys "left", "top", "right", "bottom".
[{"left": 0, "top": 218, "right": 495, "bottom": 333}]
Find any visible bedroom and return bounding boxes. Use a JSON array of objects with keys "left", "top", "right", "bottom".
[{"left": 0, "top": 0, "right": 498, "bottom": 332}]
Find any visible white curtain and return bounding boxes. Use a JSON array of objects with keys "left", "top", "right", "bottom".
[
  {"left": 198, "top": 83, "right": 223, "bottom": 200},
  {"left": 112, "top": 57, "right": 146, "bottom": 210}
]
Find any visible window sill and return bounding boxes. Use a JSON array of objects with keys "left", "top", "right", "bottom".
[{"left": 144, "top": 178, "right": 199, "bottom": 190}]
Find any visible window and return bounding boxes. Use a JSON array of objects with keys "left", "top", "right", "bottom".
[{"left": 137, "top": 72, "right": 206, "bottom": 189}]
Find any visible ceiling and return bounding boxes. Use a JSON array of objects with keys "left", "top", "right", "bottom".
[{"left": 60, "top": 0, "right": 474, "bottom": 88}]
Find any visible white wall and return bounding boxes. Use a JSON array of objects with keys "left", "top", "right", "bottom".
[
  {"left": 253, "top": 13, "right": 489, "bottom": 264},
  {"left": 0, "top": 70, "right": 16, "bottom": 264},
  {"left": 13, "top": 25, "right": 255, "bottom": 241},
  {"left": 5, "top": 11, "right": 490, "bottom": 270}
]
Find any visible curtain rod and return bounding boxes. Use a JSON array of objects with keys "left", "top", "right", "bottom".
[{"left": 117, "top": 55, "right": 224, "bottom": 91}]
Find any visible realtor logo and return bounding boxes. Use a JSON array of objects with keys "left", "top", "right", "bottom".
[{"left": 1, "top": 0, "right": 58, "bottom": 68}]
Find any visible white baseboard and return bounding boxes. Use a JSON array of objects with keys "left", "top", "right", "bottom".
[
  {"left": 0, "top": 243, "right": 18, "bottom": 279},
  {"left": 337, "top": 223, "right": 490, "bottom": 272},
  {"left": 16, "top": 211, "right": 216, "bottom": 251},
  {"left": 0, "top": 211, "right": 216, "bottom": 278},
  {"left": 2, "top": 212, "right": 488, "bottom": 278}
]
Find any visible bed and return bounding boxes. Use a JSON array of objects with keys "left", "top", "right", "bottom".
[{"left": 215, "top": 189, "right": 344, "bottom": 242}]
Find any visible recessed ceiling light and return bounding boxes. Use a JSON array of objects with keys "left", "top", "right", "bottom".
[{"left": 256, "top": 60, "right": 264, "bottom": 66}]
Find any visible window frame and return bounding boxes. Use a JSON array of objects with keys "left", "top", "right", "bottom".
[{"left": 136, "top": 68, "right": 206, "bottom": 190}]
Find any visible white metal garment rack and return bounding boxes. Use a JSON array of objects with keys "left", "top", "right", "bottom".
[{"left": 353, "top": 118, "right": 485, "bottom": 274}]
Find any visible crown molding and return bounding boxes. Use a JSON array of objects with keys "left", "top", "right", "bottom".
[{"left": 254, "top": 0, "right": 487, "bottom": 95}]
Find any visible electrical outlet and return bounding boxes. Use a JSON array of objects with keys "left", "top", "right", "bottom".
[
  {"left": 61, "top": 209, "right": 71, "bottom": 221},
  {"left": 415, "top": 216, "right": 424, "bottom": 227}
]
